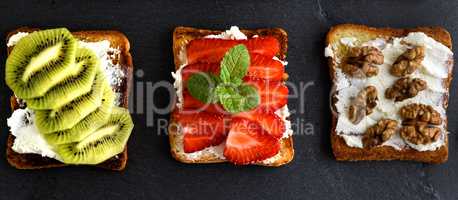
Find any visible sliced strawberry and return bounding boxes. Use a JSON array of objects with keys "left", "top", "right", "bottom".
[
  {"left": 244, "top": 78, "right": 288, "bottom": 110},
  {"left": 187, "top": 39, "right": 238, "bottom": 64},
  {"left": 186, "top": 37, "right": 280, "bottom": 64},
  {"left": 182, "top": 127, "right": 226, "bottom": 153},
  {"left": 245, "top": 37, "right": 280, "bottom": 58},
  {"left": 182, "top": 91, "right": 227, "bottom": 114},
  {"left": 183, "top": 54, "right": 284, "bottom": 82},
  {"left": 174, "top": 111, "right": 229, "bottom": 153},
  {"left": 174, "top": 110, "right": 228, "bottom": 131},
  {"left": 246, "top": 54, "right": 284, "bottom": 81},
  {"left": 181, "top": 63, "right": 220, "bottom": 83},
  {"left": 259, "top": 93, "right": 288, "bottom": 111},
  {"left": 233, "top": 109, "right": 285, "bottom": 139},
  {"left": 224, "top": 119, "right": 280, "bottom": 165}
]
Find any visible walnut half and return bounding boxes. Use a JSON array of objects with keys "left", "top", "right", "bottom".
[
  {"left": 385, "top": 77, "right": 427, "bottom": 102},
  {"left": 348, "top": 86, "right": 378, "bottom": 124},
  {"left": 363, "top": 119, "right": 398, "bottom": 148},
  {"left": 390, "top": 46, "right": 425, "bottom": 77},
  {"left": 342, "top": 46, "right": 384, "bottom": 78},
  {"left": 399, "top": 104, "right": 442, "bottom": 145},
  {"left": 400, "top": 125, "right": 441, "bottom": 145},
  {"left": 399, "top": 104, "right": 442, "bottom": 125}
]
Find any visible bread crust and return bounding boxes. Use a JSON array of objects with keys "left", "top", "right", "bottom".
[
  {"left": 5, "top": 27, "right": 134, "bottom": 170},
  {"left": 327, "top": 24, "right": 452, "bottom": 163},
  {"left": 169, "top": 26, "right": 294, "bottom": 166}
]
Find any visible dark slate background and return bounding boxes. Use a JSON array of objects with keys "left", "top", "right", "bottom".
[{"left": 0, "top": 0, "right": 456, "bottom": 199}]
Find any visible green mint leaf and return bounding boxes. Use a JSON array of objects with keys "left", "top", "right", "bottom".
[
  {"left": 187, "top": 72, "right": 219, "bottom": 103},
  {"left": 215, "top": 85, "right": 243, "bottom": 113},
  {"left": 219, "top": 44, "right": 250, "bottom": 84},
  {"left": 232, "top": 78, "right": 243, "bottom": 86},
  {"left": 237, "top": 84, "right": 259, "bottom": 111},
  {"left": 216, "top": 83, "right": 259, "bottom": 113},
  {"left": 207, "top": 74, "right": 221, "bottom": 103}
]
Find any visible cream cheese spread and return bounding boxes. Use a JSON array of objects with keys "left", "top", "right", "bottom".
[
  {"left": 79, "top": 40, "right": 126, "bottom": 105},
  {"left": 7, "top": 108, "right": 61, "bottom": 160},
  {"left": 6, "top": 32, "right": 126, "bottom": 158},
  {"left": 324, "top": 44, "right": 334, "bottom": 58},
  {"left": 326, "top": 32, "right": 452, "bottom": 151},
  {"left": 6, "top": 32, "right": 29, "bottom": 47},
  {"left": 171, "top": 26, "right": 293, "bottom": 162},
  {"left": 204, "top": 26, "right": 248, "bottom": 40}
]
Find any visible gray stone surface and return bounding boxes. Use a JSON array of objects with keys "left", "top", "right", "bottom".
[{"left": 0, "top": 0, "right": 456, "bottom": 199}]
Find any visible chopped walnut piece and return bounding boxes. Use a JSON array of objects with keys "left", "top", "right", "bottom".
[
  {"left": 399, "top": 104, "right": 443, "bottom": 145},
  {"left": 341, "top": 46, "right": 383, "bottom": 78},
  {"left": 390, "top": 46, "right": 425, "bottom": 77},
  {"left": 385, "top": 77, "right": 427, "bottom": 101},
  {"left": 348, "top": 86, "right": 378, "bottom": 124},
  {"left": 363, "top": 119, "right": 398, "bottom": 148}
]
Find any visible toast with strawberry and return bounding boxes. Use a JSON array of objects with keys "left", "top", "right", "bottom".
[{"left": 169, "top": 26, "right": 294, "bottom": 166}]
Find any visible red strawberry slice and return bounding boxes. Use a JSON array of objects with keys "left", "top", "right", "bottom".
[
  {"left": 247, "top": 54, "right": 285, "bottom": 81},
  {"left": 182, "top": 54, "right": 284, "bottom": 82},
  {"left": 173, "top": 110, "right": 228, "bottom": 133},
  {"left": 244, "top": 78, "right": 288, "bottom": 110},
  {"left": 182, "top": 127, "right": 226, "bottom": 153},
  {"left": 224, "top": 118, "right": 280, "bottom": 165},
  {"left": 181, "top": 63, "right": 220, "bottom": 83},
  {"left": 233, "top": 109, "right": 285, "bottom": 139},
  {"left": 182, "top": 91, "right": 227, "bottom": 114},
  {"left": 174, "top": 111, "right": 229, "bottom": 153},
  {"left": 245, "top": 37, "right": 280, "bottom": 58},
  {"left": 187, "top": 39, "right": 238, "bottom": 64},
  {"left": 259, "top": 92, "right": 288, "bottom": 111},
  {"left": 186, "top": 37, "right": 280, "bottom": 64}
]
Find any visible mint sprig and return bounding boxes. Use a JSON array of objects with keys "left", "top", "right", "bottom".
[
  {"left": 186, "top": 44, "right": 259, "bottom": 113},
  {"left": 215, "top": 84, "right": 259, "bottom": 113}
]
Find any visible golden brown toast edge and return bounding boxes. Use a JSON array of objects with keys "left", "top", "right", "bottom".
[
  {"left": 5, "top": 27, "right": 134, "bottom": 170},
  {"left": 169, "top": 26, "right": 294, "bottom": 167},
  {"left": 327, "top": 24, "right": 452, "bottom": 163}
]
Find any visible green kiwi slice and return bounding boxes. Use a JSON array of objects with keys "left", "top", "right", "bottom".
[
  {"left": 34, "top": 70, "right": 106, "bottom": 134},
  {"left": 5, "top": 28, "right": 77, "bottom": 99},
  {"left": 55, "top": 107, "right": 134, "bottom": 165},
  {"left": 43, "top": 84, "right": 115, "bottom": 145},
  {"left": 26, "top": 48, "right": 99, "bottom": 110}
]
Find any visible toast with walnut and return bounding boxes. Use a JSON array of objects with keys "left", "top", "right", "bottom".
[{"left": 326, "top": 24, "right": 453, "bottom": 163}]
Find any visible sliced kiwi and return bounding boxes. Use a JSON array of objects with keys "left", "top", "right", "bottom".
[
  {"left": 43, "top": 84, "right": 115, "bottom": 145},
  {"left": 34, "top": 70, "right": 106, "bottom": 134},
  {"left": 55, "top": 107, "right": 133, "bottom": 165},
  {"left": 5, "top": 28, "right": 77, "bottom": 99},
  {"left": 26, "top": 48, "right": 99, "bottom": 110}
]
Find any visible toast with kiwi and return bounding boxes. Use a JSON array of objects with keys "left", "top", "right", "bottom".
[
  {"left": 326, "top": 24, "right": 452, "bottom": 163},
  {"left": 5, "top": 27, "right": 134, "bottom": 170},
  {"left": 169, "top": 26, "right": 294, "bottom": 166}
]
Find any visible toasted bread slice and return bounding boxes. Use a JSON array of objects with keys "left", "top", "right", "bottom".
[
  {"left": 5, "top": 27, "right": 134, "bottom": 170},
  {"left": 326, "top": 24, "right": 452, "bottom": 163},
  {"left": 169, "top": 27, "right": 294, "bottom": 167}
]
